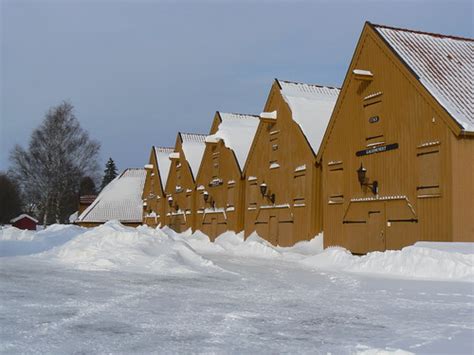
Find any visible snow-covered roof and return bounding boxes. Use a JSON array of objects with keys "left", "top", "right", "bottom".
[
  {"left": 10, "top": 214, "right": 38, "bottom": 223},
  {"left": 374, "top": 23, "right": 474, "bottom": 132},
  {"left": 77, "top": 168, "right": 146, "bottom": 223},
  {"left": 153, "top": 146, "right": 174, "bottom": 187},
  {"left": 277, "top": 79, "right": 340, "bottom": 153},
  {"left": 207, "top": 112, "right": 260, "bottom": 171},
  {"left": 180, "top": 133, "right": 207, "bottom": 179}
]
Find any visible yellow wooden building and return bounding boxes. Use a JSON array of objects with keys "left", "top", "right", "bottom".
[
  {"left": 195, "top": 112, "right": 259, "bottom": 240},
  {"left": 243, "top": 79, "right": 340, "bottom": 246},
  {"left": 164, "top": 132, "right": 206, "bottom": 232},
  {"left": 142, "top": 146, "right": 174, "bottom": 228},
  {"left": 318, "top": 22, "right": 474, "bottom": 253}
]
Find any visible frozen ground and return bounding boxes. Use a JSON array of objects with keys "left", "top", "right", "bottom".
[{"left": 0, "top": 222, "right": 473, "bottom": 354}]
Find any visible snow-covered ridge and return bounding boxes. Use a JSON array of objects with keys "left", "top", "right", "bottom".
[
  {"left": 180, "top": 132, "right": 207, "bottom": 178},
  {"left": 278, "top": 79, "right": 340, "bottom": 153},
  {"left": 1, "top": 223, "right": 472, "bottom": 282},
  {"left": 375, "top": 25, "right": 474, "bottom": 132},
  {"left": 153, "top": 146, "right": 174, "bottom": 186},
  {"left": 77, "top": 168, "right": 146, "bottom": 224},
  {"left": 206, "top": 112, "right": 259, "bottom": 171}
]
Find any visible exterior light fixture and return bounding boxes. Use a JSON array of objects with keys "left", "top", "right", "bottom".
[
  {"left": 203, "top": 191, "right": 209, "bottom": 202},
  {"left": 357, "top": 163, "right": 378, "bottom": 195},
  {"left": 167, "top": 196, "right": 173, "bottom": 207},
  {"left": 260, "top": 182, "right": 276, "bottom": 204}
]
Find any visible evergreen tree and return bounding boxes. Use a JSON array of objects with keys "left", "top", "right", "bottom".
[
  {"left": 0, "top": 172, "right": 23, "bottom": 224},
  {"left": 100, "top": 158, "right": 118, "bottom": 190}
]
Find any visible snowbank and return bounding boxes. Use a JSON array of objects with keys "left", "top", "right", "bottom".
[
  {"left": 301, "top": 244, "right": 474, "bottom": 282},
  {"left": 2, "top": 221, "right": 472, "bottom": 282},
  {"left": 47, "top": 221, "right": 222, "bottom": 275},
  {"left": 0, "top": 224, "right": 84, "bottom": 257}
]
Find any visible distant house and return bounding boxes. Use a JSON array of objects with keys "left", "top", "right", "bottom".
[
  {"left": 195, "top": 112, "right": 259, "bottom": 240},
  {"left": 165, "top": 132, "right": 206, "bottom": 232},
  {"left": 10, "top": 214, "right": 38, "bottom": 230},
  {"left": 142, "top": 146, "right": 174, "bottom": 228},
  {"left": 243, "top": 79, "right": 339, "bottom": 246},
  {"left": 318, "top": 22, "right": 474, "bottom": 253},
  {"left": 76, "top": 168, "right": 147, "bottom": 227}
]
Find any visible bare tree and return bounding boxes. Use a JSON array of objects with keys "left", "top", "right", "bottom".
[{"left": 9, "top": 101, "right": 100, "bottom": 225}]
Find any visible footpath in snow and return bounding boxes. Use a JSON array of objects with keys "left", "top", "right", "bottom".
[{"left": 1, "top": 221, "right": 473, "bottom": 282}]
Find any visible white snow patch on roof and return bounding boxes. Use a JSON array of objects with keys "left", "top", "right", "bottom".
[
  {"left": 375, "top": 25, "right": 474, "bottom": 132},
  {"left": 10, "top": 214, "right": 38, "bottom": 223},
  {"left": 77, "top": 169, "right": 146, "bottom": 223},
  {"left": 206, "top": 113, "right": 259, "bottom": 171},
  {"left": 180, "top": 133, "right": 206, "bottom": 179},
  {"left": 278, "top": 80, "right": 340, "bottom": 153},
  {"left": 153, "top": 147, "right": 174, "bottom": 187}
]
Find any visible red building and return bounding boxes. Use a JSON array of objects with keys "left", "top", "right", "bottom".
[{"left": 10, "top": 214, "right": 38, "bottom": 230}]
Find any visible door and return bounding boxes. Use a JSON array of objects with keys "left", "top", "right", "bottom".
[
  {"left": 368, "top": 209, "right": 385, "bottom": 252},
  {"left": 269, "top": 216, "right": 278, "bottom": 246},
  {"left": 211, "top": 218, "right": 218, "bottom": 241}
]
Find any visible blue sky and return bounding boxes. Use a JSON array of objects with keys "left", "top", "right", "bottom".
[{"left": 1, "top": 0, "right": 472, "bottom": 173}]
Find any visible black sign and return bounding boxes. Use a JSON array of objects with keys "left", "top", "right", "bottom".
[{"left": 356, "top": 143, "right": 399, "bottom": 157}]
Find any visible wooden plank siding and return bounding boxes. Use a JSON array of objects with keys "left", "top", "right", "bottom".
[
  {"left": 243, "top": 81, "right": 327, "bottom": 246},
  {"left": 318, "top": 23, "right": 473, "bottom": 253},
  {"left": 164, "top": 133, "right": 205, "bottom": 233},
  {"left": 142, "top": 146, "right": 173, "bottom": 228},
  {"left": 194, "top": 113, "right": 245, "bottom": 240}
]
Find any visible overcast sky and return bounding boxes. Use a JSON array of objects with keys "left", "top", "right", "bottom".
[{"left": 1, "top": 0, "right": 472, "bottom": 173}]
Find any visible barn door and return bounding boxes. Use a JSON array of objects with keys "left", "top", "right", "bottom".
[
  {"left": 269, "top": 216, "right": 278, "bottom": 246},
  {"left": 211, "top": 218, "right": 218, "bottom": 241},
  {"left": 368, "top": 208, "right": 385, "bottom": 252}
]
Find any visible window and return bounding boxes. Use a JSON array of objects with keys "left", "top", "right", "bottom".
[
  {"left": 212, "top": 152, "right": 219, "bottom": 178},
  {"left": 417, "top": 143, "right": 441, "bottom": 197},
  {"left": 249, "top": 182, "right": 258, "bottom": 207},
  {"left": 327, "top": 161, "right": 344, "bottom": 204},
  {"left": 293, "top": 173, "right": 306, "bottom": 206},
  {"left": 269, "top": 128, "right": 279, "bottom": 165},
  {"left": 186, "top": 193, "right": 192, "bottom": 211},
  {"left": 227, "top": 185, "right": 235, "bottom": 207}
]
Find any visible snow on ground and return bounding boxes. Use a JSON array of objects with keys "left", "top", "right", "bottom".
[{"left": 0, "top": 223, "right": 473, "bottom": 353}]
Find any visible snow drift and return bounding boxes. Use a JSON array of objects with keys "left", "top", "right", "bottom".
[
  {"left": 0, "top": 224, "right": 84, "bottom": 257},
  {"left": 2, "top": 221, "right": 472, "bottom": 282},
  {"left": 301, "top": 244, "right": 474, "bottom": 282},
  {"left": 46, "top": 221, "right": 222, "bottom": 275}
]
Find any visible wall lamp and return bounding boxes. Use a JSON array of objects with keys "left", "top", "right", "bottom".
[
  {"left": 167, "top": 196, "right": 179, "bottom": 211},
  {"left": 260, "top": 183, "right": 275, "bottom": 204},
  {"left": 357, "top": 163, "right": 378, "bottom": 195},
  {"left": 203, "top": 190, "right": 216, "bottom": 208}
]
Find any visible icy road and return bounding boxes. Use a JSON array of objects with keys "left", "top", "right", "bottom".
[{"left": 0, "top": 223, "right": 473, "bottom": 354}]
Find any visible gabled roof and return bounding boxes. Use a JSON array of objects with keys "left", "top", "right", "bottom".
[
  {"left": 153, "top": 146, "right": 174, "bottom": 189},
  {"left": 77, "top": 168, "right": 146, "bottom": 223},
  {"left": 277, "top": 79, "right": 340, "bottom": 154},
  {"left": 206, "top": 112, "right": 260, "bottom": 171},
  {"left": 10, "top": 214, "right": 38, "bottom": 224},
  {"left": 179, "top": 132, "right": 207, "bottom": 179},
  {"left": 372, "top": 23, "right": 474, "bottom": 133}
]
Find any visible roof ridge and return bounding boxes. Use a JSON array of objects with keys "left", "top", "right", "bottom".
[
  {"left": 154, "top": 146, "right": 174, "bottom": 151},
  {"left": 179, "top": 132, "right": 207, "bottom": 137},
  {"left": 277, "top": 78, "right": 341, "bottom": 91},
  {"left": 370, "top": 22, "right": 474, "bottom": 42},
  {"left": 219, "top": 112, "right": 260, "bottom": 118}
]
